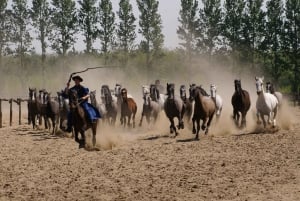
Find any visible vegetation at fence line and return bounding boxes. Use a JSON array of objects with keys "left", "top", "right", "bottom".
[{"left": 0, "top": 0, "right": 299, "bottom": 97}]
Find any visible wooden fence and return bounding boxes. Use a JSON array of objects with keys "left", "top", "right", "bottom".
[{"left": 0, "top": 98, "right": 28, "bottom": 128}]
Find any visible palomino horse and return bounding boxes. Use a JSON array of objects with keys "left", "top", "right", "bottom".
[
  {"left": 180, "top": 85, "right": 193, "bottom": 123},
  {"left": 164, "top": 83, "right": 185, "bottom": 136},
  {"left": 120, "top": 88, "right": 137, "bottom": 128},
  {"left": 210, "top": 84, "right": 223, "bottom": 120},
  {"left": 101, "top": 85, "right": 118, "bottom": 125},
  {"left": 255, "top": 77, "right": 278, "bottom": 128},
  {"left": 44, "top": 91, "right": 60, "bottom": 134},
  {"left": 139, "top": 85, "right": 161, "bottom": 126},
  {"left": 189, "top": 85, "right": 215, "bottom": 140},
  {"left": 69, "top": 89, "right": 98, "bottom": 149},
  {"left": 231, "top": 79, "right": 251, "bottom": 128},
  {"left": 57, "top": 90, "right": 69, "bottom": 132},
  {"left": 266, "top": 81, "right": 283, "bottom": 107}
]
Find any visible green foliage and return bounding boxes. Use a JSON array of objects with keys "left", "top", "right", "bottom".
[
  {"left": 177, "top": 0, "right": 198, "bottom": 57},
  {"left": 136, "top": 0, "right": 164, "bottom": 68},
  {"left": 98, "top": 0, "right": 115, "bottom": 54},
  {"left": 78, "top": 0, "right": 98, "bottom": 54},
  {"left": 197, "top": 0, "right": 222, "bottom": 56},
  {"left": 0, "top": 0, "right": 11, "bottom": 59},
  {"left": 31, "top": 0, "right": 52, "bottom": 62},
  {"left": 50, "top": 0, "right": 77, "bottom": 56}
]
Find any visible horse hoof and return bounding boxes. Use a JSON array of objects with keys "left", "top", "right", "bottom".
[
  {"left": 192, "top": 129, "right": 196, "bottom": 134},
  {"left": 195, "top": 137, "right": 199, "bottom": 141},
  {"left": 201, "top": 126, "right": 206, "bottom": 131}
]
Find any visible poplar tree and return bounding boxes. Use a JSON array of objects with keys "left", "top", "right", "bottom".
[
  {"left": 197, "top": 0, "right": 222, "bottom": 59},
  {"left": 98, "top": 0, "right": 115, "bottom": 56},
  {"left": 117, "top": 0, "right": 136, "bottom": 65},
  {"left": 78, "top": 0, "right": 98, "bottom": 54},
  {"left": 0, "top": 0, "right": 11, "bottom": 64},
  {"left": 177, "top": 0, "right": 198, "bottom": 59},
  {"left": 136, "top": 0, "right": 164, "bottom": 68},
  {"left": 31, "top": 0, "right": 52, "bottom": 62},
  {"left": 50, "top": 0, "right": 77, "bottom": 56}
]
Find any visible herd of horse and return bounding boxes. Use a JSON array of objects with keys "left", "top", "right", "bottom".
[{"left": 27, "top": 76, "right": 283, "bottom": 149}]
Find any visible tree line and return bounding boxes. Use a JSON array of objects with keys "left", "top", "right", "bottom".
[{"left": 0, "top": 0, "right": 299, "bottom": 94}]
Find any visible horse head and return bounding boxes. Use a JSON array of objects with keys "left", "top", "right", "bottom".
[
  {"left": 90, "top": 90, "right": 97, "bottom": 106},
  {"left": 142, "top": 85, "right": 150, "bottom": 97},
  {"left": 115, "top": 84, "right": 122, "bottom": 97},
  {"left": 234, "top": 79, "right": 242, "bottom": 94},
  {"left": 150, "top": 84, "right": 159, "bottom": 101},
  {"left": 255, "top": 76, "right": 264, "bottom": 95},
  {"left": 68, "top": 89, "right": 79, "bottom": 110},
  {"left": 29, "top": 88, "right": 37, "bottom": 101},
  {"left": 166, "top": 83, "right": 175, "bottom": 99},
  {"left": 210, "top": 84, "right": 217, "bottom": 99},
  {"left": 101, "top": 85, "right": 112, "bottom": 105},
  {"left": 189, "top": 84, "right": 197, "bottom": 101},
  {"left": 266, "top": 81, "right": 275, "bottom": 94},
  {"left": 121, "top": 88, "right": 128, "bottom": 100},
  {"left": 180, "top": 85, "right": 187, "bottom": 100}
]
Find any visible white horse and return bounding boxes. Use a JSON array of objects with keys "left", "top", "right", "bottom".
[
  {"left": 210, "top": 84, "right": 223, "bottom": 120},
  {"left": 266, "top": 81, "right": 283, "bottom": 107},
  {"left": 255, "top": 77, "right": 278, "bottom": 128}
]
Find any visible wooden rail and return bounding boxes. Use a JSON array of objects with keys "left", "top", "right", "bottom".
[{"left": 0, "top": 98, "right": 28, "bottom": 128}]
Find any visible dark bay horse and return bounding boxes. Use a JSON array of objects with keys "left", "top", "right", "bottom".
[
  {"left": 180, "top": 85, "right": 193, "bottom": 123},
  {"left": 231, "top": 79, "right": 251, "bottom": 128},
  {"left": 101, "top": 85, "right": 118, "bottom": 125},
  {"left": 44, "top": 92, "right": 60, "bottom": 134},
  {"left": 69, "top": 89, "right": 98, "bottom": 149},
  {"left": 189, "top": 85, "right": 215, "bottom": 140},
  {"left": 139, "top": 85, "right": 160, "bottom": 126},
  {"left": 120, "top": 88, "right": 137, "bottom": 128},
  {"left": 164, "top": 83, "right": 185, "bottom": 136}
]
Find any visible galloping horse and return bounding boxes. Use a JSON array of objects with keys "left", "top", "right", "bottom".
[
  {"left": 120, "top": 88, "right": 137, "bottom": 128},
  {"left": 69, "top": 89, "right": 98, "bottom": 149},
  {"left": 139, "top": 85, "right": 160, "bottom": 126},
  {"left": 231, "top": 79, "right": 251, "bottom": 128},
  {"left": 189, "top": 85, "right": 216, "bottom": 140},
  {"left": 44, "top": 91, "right": 60, "bottom": 134},
  {"left": 210, "top": 84, "right": 223, "bottom": 121},
  {"left": 57, "top": 90, "right": 69, "bottom": 132},
  {"left": 266, "top": 81, "right": 283, "bottom": 107},
  {"left": 101, "top": 85, "right": 118, "bottom": 125},
  {"left": 255, "top": 77, "right": 278, "bottom": 128},
  {"left": 150, "top": 84, "right": 165, "bottom": 109},
  {"left": 90, "top": 90, "right": 107, "bottom": 122},
  {"left": 28, "top": 88, "right": 39, "bottom": 129},
  {"left": 180, "top": 85, "right": 193, "bottom": 122},
  {"left": 164, "top": 83, "right": 185, "bottom": 136}
]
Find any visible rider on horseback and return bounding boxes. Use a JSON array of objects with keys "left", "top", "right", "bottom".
[{"left": 65, "top": 75, "right": 101, "bottom": 132}]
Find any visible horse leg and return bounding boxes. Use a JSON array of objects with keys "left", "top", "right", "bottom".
[
  {"left": 139, "top": 112, "right": 144, "bottom": 127},
  {"left": 92, "top": 124, "right": 97, "bottom": 148},
  {"left": 132, "top": 113, "right": 136, "bottom": 128},
  {"left": 169, "top": 117, "right": 175, "bottom": 134},
  {"left": 272, "top": 107, "right": 277, "bottom": 127},
  {"left": 195, "top": 118, "right": 200, "bottom": 140},
  {"left": 241, "top": 112, "right": 247, "bottom": 128},
  {"left": 127, "top": 114, "right": 132, "bottom": 127},
  {"left": 256, "top": 111, "right": 262, "bottom": 125},
  {"left": 192, "top": 115, "right": 196, "bottom": 134},
  {"left": 79, "top": 131, "right": 86, "bottom": 149},
  {"left": 260, "top": 113, "right": 266, "bottom": 128},
  {"left": 201, "top": 117, "right": 208, "bottom": 131},
  {"left": 205, "top": 115, "right": 214, "bottom": 135}
]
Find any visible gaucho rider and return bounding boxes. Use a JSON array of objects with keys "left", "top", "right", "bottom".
[{"left": 65, "top": 75, "right": 101, "bottom": 132}]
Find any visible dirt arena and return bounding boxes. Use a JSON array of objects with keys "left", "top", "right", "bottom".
[{"left": 0, "top": 101, "right": 299, "bottom": 201}]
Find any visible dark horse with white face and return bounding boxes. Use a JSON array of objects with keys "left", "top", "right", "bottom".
[
  {"left": 69, "top": 89, "right": 98, "bottom": 149},
  {"left": 231, "top": 79, "right": 251, "bottom": 128},
  {"left": 164, "top": 83, "right": 185, "bottom": 136}
]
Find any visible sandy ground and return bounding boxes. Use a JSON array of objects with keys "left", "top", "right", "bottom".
[{"left": 0, "top": 106, "right": 300, "bottom": 201}]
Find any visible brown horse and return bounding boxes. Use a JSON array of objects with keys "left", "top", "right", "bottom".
[
  {"left": 164, "top": 83, "right": 185, "bottom": 136},
  {"left": 44, "top": 92, "right": 60, "bottom": 135},
  {"left": 189, "top": 85, "right": 216, "bottom": 140},
  {"left": 69, "top": 89, "right": 98, "bottom": 149},
  {"left": 231, "top": 79, "right": 251, "bottom": 128},
  {"left": 120, "top": 88, "right": 137, "bottom": 128}
]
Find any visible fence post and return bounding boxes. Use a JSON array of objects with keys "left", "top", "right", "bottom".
[
  {"left": 9, "top": 99, "right": 12, "bottom": 126},
  {"left": 18, "top": 99, "right": 21, "bottom": 125},
  {"left": 0, "top": 99, "right": 2, "bottom": 128}
]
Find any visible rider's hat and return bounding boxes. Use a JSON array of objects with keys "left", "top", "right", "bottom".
[{"left": 72, "top": 75, "right": 83, "bottom": 82}]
